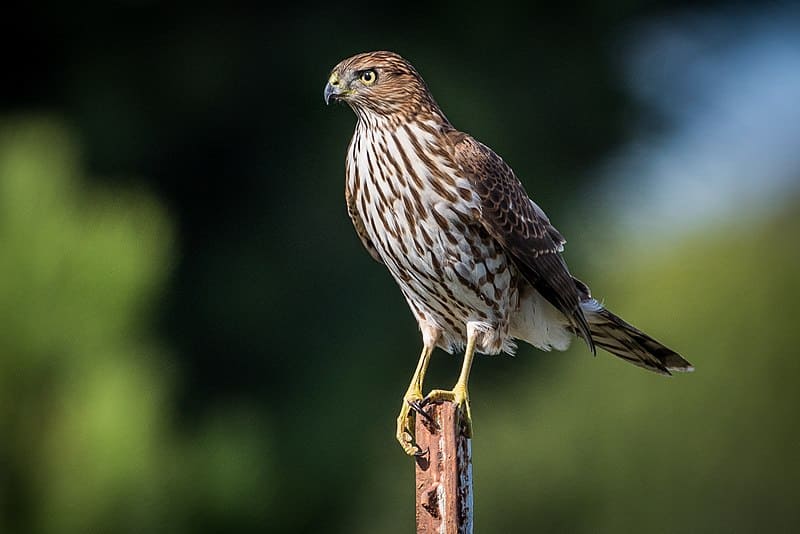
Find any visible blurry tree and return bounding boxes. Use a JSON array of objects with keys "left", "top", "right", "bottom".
[{"left": 0, "top": 119, "right": 275, "bottom": 534}]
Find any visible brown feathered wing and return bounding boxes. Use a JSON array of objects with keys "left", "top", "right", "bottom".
[
  {"left": 449, "top": 131, "right": 694, "bottom": 374},
  {"left": 448, "top": 131, "right": 595, "bottom": 352}
]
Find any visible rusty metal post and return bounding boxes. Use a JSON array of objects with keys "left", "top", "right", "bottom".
[{"left": 414, "top": 400, "right": 473, "bottom": 534}]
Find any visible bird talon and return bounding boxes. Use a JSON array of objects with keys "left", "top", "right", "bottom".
[
  {"left": 413, "top": 446, "right": 430, "bottom": 458},
  {"left": 401, "top": 440, "right": 421, "bottom": 457},
  {"left": 423, "top": 388, "right": 456, "bottom": 405},
  {"left": 408, "top": 399, "right": 435, "bottom": 424},
  {"left": 397, "top": 394, "right": 426, "bottom": 456}
]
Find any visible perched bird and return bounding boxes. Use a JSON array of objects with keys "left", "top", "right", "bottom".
[{"left": 325, "top": 51, "right": 692, "bottom": 456}]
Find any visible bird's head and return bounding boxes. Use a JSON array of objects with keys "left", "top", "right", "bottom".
[{"left": 324, "top": 51, "right": 442, "bottom": 119}]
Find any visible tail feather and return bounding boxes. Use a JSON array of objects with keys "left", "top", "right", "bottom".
[{"left": 580, "top": 299, "right": 693, "bottom": 375}]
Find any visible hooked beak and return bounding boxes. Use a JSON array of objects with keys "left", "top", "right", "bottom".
[
  {"left": 324, "top": 72, "right": 348, "bottom": 105},
  {"left": 324, "top": 81, "right": 338, "bottom": 105}
]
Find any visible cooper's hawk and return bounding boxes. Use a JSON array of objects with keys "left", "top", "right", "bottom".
[{"left": 325, "top": 51, "right": 692, "bottom": 456}]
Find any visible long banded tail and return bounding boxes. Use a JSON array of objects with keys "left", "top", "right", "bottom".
[{"left": 580, "top": 300, "right": 693, "bottom": 375}]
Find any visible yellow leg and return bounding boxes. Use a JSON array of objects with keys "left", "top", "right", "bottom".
[
  {"left": 424, "top": 327, "right": 478, "bottom": 437},
  {"left": 396, "top": 342, "right": 435, "bottom": 456}
]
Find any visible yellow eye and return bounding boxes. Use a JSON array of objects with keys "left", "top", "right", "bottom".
[{"left": 360, "top": 69, "right": 377, "bottom": 85}]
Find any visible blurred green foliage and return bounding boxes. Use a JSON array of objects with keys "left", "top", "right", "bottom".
[{"left": 0, "top": 120, "right": 274, "bottom": 533}]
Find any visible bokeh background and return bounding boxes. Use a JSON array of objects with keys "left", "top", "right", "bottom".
[{"left": 2, "top": 2, "right": 799, "bottom": 533}]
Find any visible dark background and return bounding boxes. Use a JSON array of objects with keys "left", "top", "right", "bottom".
[{"left": 2, "top": 2, "right": 798, "bottom": 533}]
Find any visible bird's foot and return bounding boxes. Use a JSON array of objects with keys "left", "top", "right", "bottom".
[
  {"left": 423, "top": 385, "right": 473, "bottom": 438},
  {"left": 396, "top": 391, "right": 431, "bottom": 457}
]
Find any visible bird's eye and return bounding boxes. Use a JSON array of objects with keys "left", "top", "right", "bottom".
[{"left": 360, "top": 70, "right": 377, "bottom": 85}]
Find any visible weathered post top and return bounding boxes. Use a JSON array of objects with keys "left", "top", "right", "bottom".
[{"left": 414, "top": 400, "right": 473, "bottom": 534}]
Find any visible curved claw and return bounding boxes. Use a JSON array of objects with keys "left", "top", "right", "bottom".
[
  {"left": 419, "top": 396, "right": 433, "bottom": 408},
  {"left": 413, "top": 446, "right": 430, "bottom": 458},
  {"left": 397, "top": 395, "right": 425, "bottom": 456},
  {"left": 408, "top": 398, "right": 436, "bottom": 424}
]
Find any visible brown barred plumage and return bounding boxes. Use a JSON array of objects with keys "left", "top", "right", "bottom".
[{"left": 325, "top": 51, "right": 692, "bottom": 455}]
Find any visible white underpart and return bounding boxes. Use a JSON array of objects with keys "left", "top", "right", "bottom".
[{"left": 509, "top": 284, "right": 573, "bottom": 352}]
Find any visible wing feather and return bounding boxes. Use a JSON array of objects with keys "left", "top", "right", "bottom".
[{"left": 448, "top": 131, "right": 594, "bottom": 351}]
